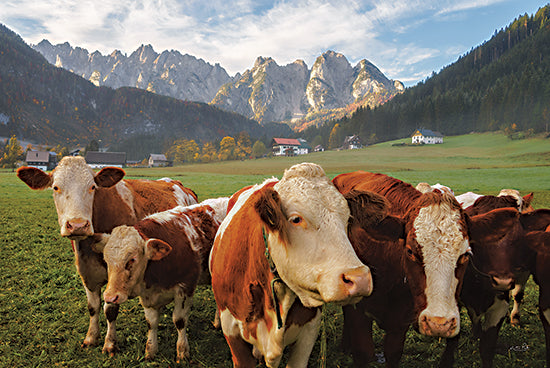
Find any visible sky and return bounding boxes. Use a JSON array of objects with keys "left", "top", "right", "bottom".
[{"left": 0, "top": 0, "right": 548, "bottom": 87}]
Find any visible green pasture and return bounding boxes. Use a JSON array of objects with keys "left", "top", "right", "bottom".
[{"left": 0, "top": 132, "right": 549, "bottom": 367}]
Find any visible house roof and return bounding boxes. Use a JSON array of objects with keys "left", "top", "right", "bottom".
[
  {"left": 149, "top": 154, "right": 167, "bottom": 161},
  {"left": 25, "top": 151, "right": 53, "bottom": 163},
  {"left": 272, "top": 138, "right": 301, "bottom": 146},
  {"left": 85, "top": 151, "right": 126, "bottom": 165},
  {"left": 413, "top": 128, "right": 443, "bottom": 137}
]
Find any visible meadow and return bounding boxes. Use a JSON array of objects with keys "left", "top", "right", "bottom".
[{"left": 1, "top": 132, "right": 549, "bottom": 367}]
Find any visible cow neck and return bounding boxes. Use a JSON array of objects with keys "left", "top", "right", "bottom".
[{"left": 263, "top": 226, "right": 284, "bottom": 329}]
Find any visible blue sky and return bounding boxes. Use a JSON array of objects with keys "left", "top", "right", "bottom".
[{"left": 0, "top": 0, "right": 548, "bottom": 86}]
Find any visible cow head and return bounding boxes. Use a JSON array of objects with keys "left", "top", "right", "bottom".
[
  {"left": 93, "top": 226, "right": 171, "bottom": 304},
  {"left": 258, "top": 163, "right": 373, "bottom": 308},
  {"left": 403, "top": 192, "right": 470, "bottom": 338},
  {"left": 498, "top": 189, "right": 534, "bottom": 213},
  {"left": 17, "top": 156, "right": 125, "bottom": 238}
]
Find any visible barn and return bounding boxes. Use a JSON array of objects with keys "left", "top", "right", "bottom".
[
  {"left": 411, "top": 128, "right": 444, "bottom": 144},
  {"left": 85, "top": 151, "right": 127, "bottom": 168},
  {"left": 24, "top": 151, "right": 57, "bottom": 171}
]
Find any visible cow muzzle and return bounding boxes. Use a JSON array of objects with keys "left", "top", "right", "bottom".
[
  {"left": 63, "top": 218, "right": 92, "bottom": 238},
  {"left": 103, "top": 291, "right": 127, "bottom": 305},
  {"left": 490, "top": 276, "right": 515, "bottom": 291},
  {"left": 340, "top": 266, "right": 373, "bottom": 301},
  {"left": 419, "top": 315, "right": 458, "bottom": 338}
]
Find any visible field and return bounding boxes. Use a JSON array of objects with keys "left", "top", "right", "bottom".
[{"left": 1, "top": 132, "right": 549, "bottom": 367}]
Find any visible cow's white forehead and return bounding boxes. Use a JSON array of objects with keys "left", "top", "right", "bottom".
[
  {"left": 52, "top": 156, "right": 95, "bottom": 187},
  {"left": 414, "top": 203, "right": 468, "bottom": 257},
  {"left": 104, "top": 226, "right": 144, "bottom": 265},
  {"left": 274, "top": 163, "right": 349, "bottom": 223}
]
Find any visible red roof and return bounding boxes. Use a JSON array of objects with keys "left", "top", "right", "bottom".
[{"left": 272, "top": 138, "right": 301, "bottom": 146}]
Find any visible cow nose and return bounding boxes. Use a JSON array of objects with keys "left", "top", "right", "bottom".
[
  {"left": 341, "top": 266, "right": 373, "bottom": 298},
  {"left": 104, "top": 293, "right": 120, "bottom": 304},
  {"left": 66, "top": 218, "right": 92, "bottom": 236},
  {"left": 491, "top": 276, "right": 515, "bottom": 291},
  {"left": 421, "top": 316, "right": 458, "bottom": 337}
]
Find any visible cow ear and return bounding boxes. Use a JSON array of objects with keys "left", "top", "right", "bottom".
[
  {"left": 520, "top": 209, "right": 550, "bottom": 231},
  {"left": 17, "top": 166, "right": 52, "bottom": 190},
  {"left": 255, "top": 187, "right": 286, "bottom": 233},
  {"left": 90, "top": 233, "right": 110, "bottom": 253},
  {"left": 145, "top": 239, "right": 172, "bottom": 261},
  {"left": 522, "top": 192, "right": 534, "bottom": 209},
  {"left": 343, "top": 189, "right": 389, "bottom": 228},
  {"left": 523, "top": 230, "right": 550, "bottom": 253},
  {"left": 94, "top": 167, "right": 125, "bottom": 188}
]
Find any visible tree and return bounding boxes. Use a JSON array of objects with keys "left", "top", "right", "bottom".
[
  {"left": 328, "top": 123, "right": 341, "bottom": 149},
  {"left": 235, "top": 132, "right": 252, "bottom": 160},
  {"left": 200, "top": 141, "right": 218, "bottom": 163},
  {"left": 1, "top": 135, "right": 23, "bottom": 169},
  {"left": 218, "top": 136, "right": 236, "bottom": 161},
  {"left": 165, "top": 138, "right": 200, "bottom": 165},
  {"left": 251, "top": 140, "right": 267, "bottom": 158}
]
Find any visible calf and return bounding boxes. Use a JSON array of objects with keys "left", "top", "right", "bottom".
[
  {"left": 210, "top": 163, "right": 373, "bottom": 368},
  {"left": 333, "top": 171, "right": 472, "bottom": 367},
  {"left": 92, "top": 197, "right": 228, "bottom": 361},
  {"left": 16, "top": 156, "right": 198, "bottom": 353}
]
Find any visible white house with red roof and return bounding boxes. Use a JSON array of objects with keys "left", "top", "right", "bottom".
[{"left": 271, "top": 138, "right": 310, "bottom": 156}]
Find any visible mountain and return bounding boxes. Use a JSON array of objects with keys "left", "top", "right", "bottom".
[
  {"left": 33, "top": 41, "right": 234, "bottom": 103},
  {"left": 32, "top": 43, "right": 403, "bottom": 126},
  {"left": 212, "top": 51, "right": 403, "bottom": 124},
  {"left": 301, "top": 5, "right": 550, "bottom": 147},
  {"left": 0, "top": 24, "right": 291, "bottom": 160}
]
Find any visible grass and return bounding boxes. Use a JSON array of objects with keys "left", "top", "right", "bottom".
[{"left": 0, "top": 132, "right": 549, "bottom": 367}]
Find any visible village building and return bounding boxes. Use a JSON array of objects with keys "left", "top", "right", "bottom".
[
  {"left": 24, "top": 151, "right": 57, "bottom": 171},
  {"left": 271, "top": 138, "right": 310, "bottom": 156},
  {"left": 314, "top": 144, "right": 325, "bottom": 152},
  {"left": 342, "top": 135, "right": 363, "bottom": 149},
  {"left": 85, "top": 151, "right": 127, "bottom": 168},
  {"left": 411, "top": 128, "right": 444, "bottom": 144},
  {"left": 148, "top": 154, "right": 168, "bottom": 167}
]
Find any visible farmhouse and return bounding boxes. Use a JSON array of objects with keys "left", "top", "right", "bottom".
[
  {"left": 271, "top": 138, "right": 310, "bottom": 156},
  {"left": 148, "top": 153, "right": 168, "bottom": 167},
  {"left": 343, "top": 135, "right": 363, "bottom": 149},
  {"left": 85, "top": 151, "right": 127, "bottom": 168},
  {"left": 411, "top": 128, "right": 444, "bottom": 144},
  {"left": 24, "top": 151, "right": 57, "bottom": 171}
]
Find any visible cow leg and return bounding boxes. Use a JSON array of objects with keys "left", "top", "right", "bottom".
[
  {"left": 102, "top": 302, "right": 119, "bottom": 355},
  {"left": 173, "top": 293, "right": 193, "bottom": 363},
  {"left": 510, "top": 271, "right": 529, "bottom": 327},
  {"left": 144, "top": 306, "right": 160, "bottom": 360},
  {"left": 220, "top": 309, "right": 256, "bottom": 368},
  {"left": 286, "top": 310, "right": 322, "bottom": 368},
  {"left": 383, "top": 328, "right": 407, "bottom": 368},
  {"left": 478, "top": 293, "right": 509, "bottom": 368},
  {"left": 439, "top": 334, "right": 459, "bottom": 368},
  {"left": 82, "top": 286, "right": 101, "bottom": 347},
  {"left": 540, "top": 305, "right": 550, "bottom": 366},
  {"left": 342, "top": 304, "right": 376, "bottom": 366}
]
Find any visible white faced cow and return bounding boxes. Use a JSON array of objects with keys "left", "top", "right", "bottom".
[
  {"left": 210, "top": 163, "right": 373, "bottom": 368},
  {"left": 16, "top": 156, "right": 198, "bottom": 354}
]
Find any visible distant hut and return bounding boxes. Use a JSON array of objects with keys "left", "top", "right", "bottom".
[
  {"left": 25, "top": 151, "right": 57, "bottom": 171},
  {"left": 85, "top": 151, "right": 126, "bottom": 168}
]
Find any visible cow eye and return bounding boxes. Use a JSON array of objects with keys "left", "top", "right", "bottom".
[
  {"left": 125, "top": 258, "right": 135, "bottom": 270},
  {"left": 53, "top": 185, "right": 60, "bottom": 192},
  {"left": 458, "top": 253, "right": 470, "bottom": 265},
  {"left": 89, "top": 184, "right": 97, "bottom": 192},
  {"left": 289, "top": 216, "right": 303, "bottom": 225},
  {"left": 405, "top": 246, "right": 417, "bottom": 261}
]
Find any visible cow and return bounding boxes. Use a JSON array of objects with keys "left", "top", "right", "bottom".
[
  {"left": 455, "top": 189, "right": 534, "bottom": 213},
  {"left": 210, "top": 163, "right": 373, "bottom": 368},
  {"left": 523, "top": 226, "right": 550, "bottom": 366},
  {"left": 16, "top": 156, "right": 198, "bottom": 354},
  {"left": 91, "top": 197, "right": 228, "bottom": 362},
  {"left": 416, "top": 182, "right": 454, "bottom": 196},
  {"left": 332, "top": 171, "right": 473, "bottom": 368},
  {"left": 439, "top": 203, "right": 550, "bottom": 368}
]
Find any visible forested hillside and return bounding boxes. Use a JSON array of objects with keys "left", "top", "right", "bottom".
[
  {"left": 303, "top": 5, "right": 550, "bottom": 147},
  {"left": 0, "top": 24, "right": 291, "bottom": 160}
]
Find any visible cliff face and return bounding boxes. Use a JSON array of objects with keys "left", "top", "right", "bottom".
[
  {"left": 33, "top": 42, "right": 403, "bottom": 125},
  {"left": 33, "top": 41, "right": 233, "bottom": 103}
]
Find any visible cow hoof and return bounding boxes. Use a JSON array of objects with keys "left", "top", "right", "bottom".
[
  {"left": 102, "top": 345, "right": 118, "bottom": 356},
  {"left": 81, "top": 338, "right": 98, "bottom": 348},
  {"left": 510, "top": 315, "right": 521, "bottom": 327}
]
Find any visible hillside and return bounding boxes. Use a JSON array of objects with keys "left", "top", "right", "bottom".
[
  {"left": 0, "top": 24, "right": 291, "bottom": 160},
  {"left": 303, "top": 5, "right": 550, "bottom": 146}
]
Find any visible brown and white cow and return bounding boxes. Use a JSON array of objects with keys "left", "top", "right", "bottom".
[
  {"left": 16, "top": 156, "right": 198, "bottom": 353},
  {"left": 333, "top": 171, "right": 472, "bottom": 367},
  {"left": 92, "top": 197, "right": 228, "bottom": 362},
  {"left": 210, "top": 163, "right": 373, "bottom": 368}
]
